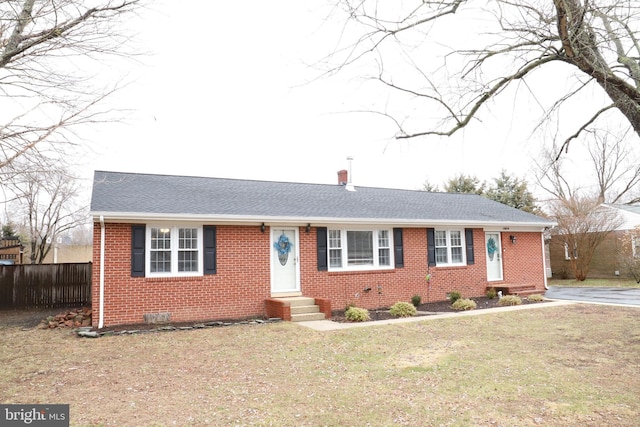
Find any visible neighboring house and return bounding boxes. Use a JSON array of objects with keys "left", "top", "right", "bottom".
[
  {"left": 90, "top": 170, "right": 555, "bottom": 328},
  {"left": 0, "top": 237, "right": 23, "bottom": 264},
  {"left": 549, "top": 204, "right": 640, "bottom": 279},
  {"left": 40, "top": 244, "right": 93, "bottom": 264}
]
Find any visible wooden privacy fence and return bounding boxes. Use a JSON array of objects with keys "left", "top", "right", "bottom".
[{"left": 0, "top": 263, "right": 91, "bottom": 309}]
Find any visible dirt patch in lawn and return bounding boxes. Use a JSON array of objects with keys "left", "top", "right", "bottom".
[{"left": 332, "top": 296, "right": 547, "bottom": 322}]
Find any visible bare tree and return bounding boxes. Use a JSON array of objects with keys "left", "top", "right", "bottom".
[
  {"left": 0, "top": 0, "right": 141, "bottom": 172},
  {"left": 5, "top": 162, "right": 87, "bottom": 263},
  {"left": 322, "top": 1, "right": 640, "bottom": 147},
  {"left": 535, "top": 130, "right": 640, "bottom": 204},
  {"left": 549, "top": 197, "right": 622, "bottom": 280},
  {"left": 586, "top": 130, "right": 640, "bottom": 204}
]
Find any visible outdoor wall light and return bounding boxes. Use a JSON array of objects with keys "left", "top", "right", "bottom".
[
  {"left": 363, "top": 287, "right": 372, "bottom": 292},
  {"left": 306, "top": 223, "right": 311, "bottom": 233},
  {"left": 261, "top": 223, "right": 266, "bottom": 233},
  {"left": 509, "top": 235, "right": 516, "bottom": 244}
]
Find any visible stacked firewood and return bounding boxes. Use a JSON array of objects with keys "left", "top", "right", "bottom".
[{"left": 39, "top": 307, "right": 92, "bottom": 329}]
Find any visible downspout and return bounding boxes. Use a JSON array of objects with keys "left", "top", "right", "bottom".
[
  {"left": 99, "top": 216, "right": 105, "bottom": 328},
  {"left": 541, "top": 232, "right": 549, "bottom": 290}
]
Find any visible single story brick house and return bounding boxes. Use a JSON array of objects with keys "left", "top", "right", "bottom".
[{"left": 90, "top": 170, "right": 555, "bottom": 327}]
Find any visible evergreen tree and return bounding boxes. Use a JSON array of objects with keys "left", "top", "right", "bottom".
[
  {"left": 486, "top": 170, "right": 540, "bottom": 214},
  {"left": 443, "top": 174, "right": 485, "bottom": 195}
]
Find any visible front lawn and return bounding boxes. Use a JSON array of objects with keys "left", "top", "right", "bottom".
[
  {"left": 548, "top": 278, "right": 640, "bottom": 288},
  {"left": 1, "top": 304, "right": 639, "bottom": 426}
]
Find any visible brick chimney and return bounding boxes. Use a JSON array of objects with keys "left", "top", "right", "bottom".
[{"left": 337, "top": 169, "right": 348, "bottom": 185}]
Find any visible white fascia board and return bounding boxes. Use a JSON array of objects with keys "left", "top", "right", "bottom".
[{"left": 91, "top": 211, "right": 554, "bottom": 231}]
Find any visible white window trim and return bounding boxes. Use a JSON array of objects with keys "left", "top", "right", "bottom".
[
  {"left": 146, "top": 224, "right": 203, "bottom": 277},
  {"left": 564, "top": 242, "right": 577, "bottom": 260},
  {"left": 632, "top": 236, "right": 640, "bottom": 259},
  {"left": 327, "top": 227, "right": 394, "bottom": 272},
  {"left": 434, "top": 229, "right": 466, "bottom": 267}
]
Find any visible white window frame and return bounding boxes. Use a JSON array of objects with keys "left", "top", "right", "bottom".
[
  {"left": 434, "top": 229, "right": 466, "bottom": 266},
  {"left": 632, "top": 236, "right": 640, "bottom": 259},
  {"left": 564, "top": 242, "right": 578, "bottom": 260},
  {"left": 146, "top": 224, "right": 203, "bottom": 277},
  {"left": 327, "top": 227, "right": 394, "bottom": 271}
]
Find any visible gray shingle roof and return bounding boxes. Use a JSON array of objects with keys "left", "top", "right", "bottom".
[{"left": 90, "top": 171, "right": 553, "bottom": 228}]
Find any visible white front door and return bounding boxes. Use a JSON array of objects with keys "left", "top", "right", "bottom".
[
  {"left": 270, "top": 228, "right": 300, "bottom": 294},
  {"left": 485, "top": 232, "right": 503, "bottom": 281}
]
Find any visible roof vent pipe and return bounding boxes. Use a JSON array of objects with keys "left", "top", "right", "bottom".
[{"left": 345, "top": 156, "right": 355, "bottom": 191}]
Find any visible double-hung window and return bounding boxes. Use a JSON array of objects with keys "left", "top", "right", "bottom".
[
  {"left": 148, "top": 225, "right": 202, "bottom": 276},
  {"left": 327, "top": 228, "right": 393, "bottom": 270},
  {"left": 564, "top": 242, "right": 578, "bottom": 260},
  {"left": 434, "top": 230, "right": 465, "bottom": 266}
]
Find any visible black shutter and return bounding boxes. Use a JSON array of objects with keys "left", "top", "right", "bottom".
[
  {"left": 427, "top": 228, "right": 436, "bottom": 267},
  {"left": 393, "top": 228, "right": 404, "bottom": 268},
  {"left": 317, "top": 227, "right": 328, "bottom": 271},
  {"left": 131, "top": 224, "right": 145, "bottom": 277},
  {"left": 203, "top": 225, "right": 217, "bottom": 275},
  {"left": 465, "top": 228, "right": 475, "bottom": 265}
]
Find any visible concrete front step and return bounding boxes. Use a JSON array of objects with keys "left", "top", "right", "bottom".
[
  {"left": 291, "top": 312, "right": 327, "bottom": 322},
  {"left": 291, "top": 305, "right": 320, "bottom": 315},
  {"left": 276, "top": 296, "right": 316, "bottom": 307},
  {"left": 269, "top": 296, "right": 328, "bottom": 322}
]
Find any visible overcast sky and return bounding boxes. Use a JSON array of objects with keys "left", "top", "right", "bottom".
[{"left": 81, "top": 1, "right": 593, "bottom": 194}]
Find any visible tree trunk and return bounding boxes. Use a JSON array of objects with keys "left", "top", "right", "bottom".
[{"left": 554, "top": 0, "right": 640, "bottom": 137}]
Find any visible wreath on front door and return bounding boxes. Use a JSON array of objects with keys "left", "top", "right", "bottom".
[
  {"left": 273, "top": 233, "right": 292, "bottom": 266},
  {"left": 487, "top": 237, "right": 497, "bottom": 261}
]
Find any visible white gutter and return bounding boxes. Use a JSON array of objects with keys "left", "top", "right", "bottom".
[
  {"left": 91, "top": 212, "right": 555, "bottom": 231},
  {"left": 99, "top": 215, "right": 105, "bottom": 329}
]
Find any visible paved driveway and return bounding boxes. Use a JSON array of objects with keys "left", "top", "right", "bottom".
[{"left": 545, "top": 286, "right": 640, "bottom": 307}]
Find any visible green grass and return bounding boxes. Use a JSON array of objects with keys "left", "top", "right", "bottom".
[
  {"left": 1, "top": 304, "right": 639, "bottom": 426},
  {"left": 549, "top": 278, "right": 640, "bottom": 288}
]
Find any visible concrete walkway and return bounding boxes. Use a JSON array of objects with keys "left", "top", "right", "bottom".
[{"left": 296, "top": 300, "right": 576, "bottom": 331}]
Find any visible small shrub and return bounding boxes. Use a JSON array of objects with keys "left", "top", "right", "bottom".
[
  {"left": 448, "top": 291, "right": 462, "bottom": 304},
  {"left": 345, "top": 306, "right": 370, "bottom": 322},
  {"left": 390, "top": 302, "right": 417, "bottom": 317},
  {"left": 498, "top": 295, "right": 522, "bottom": 306},
  {"left": 345, "top": 302, "right": 356, "bottom": 312},
  {"left": 411, "top": 295, "right": 422, "bottom": 307},
  {"left": 451, "top": 298, "right": 477, "bottom": 311},
  {"left": 527, "top": 294, "right": 545, "bottom": 302},
  {"left": 486, "top": 287, "right": 497, "bottom": 299}
]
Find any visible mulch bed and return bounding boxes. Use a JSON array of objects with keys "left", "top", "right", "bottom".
[
  {"left": 332, "top": 296, "right": 546, "bottom": 322},
  {"left": 1, "top": 297, "right": 547, "bottom": 334}
]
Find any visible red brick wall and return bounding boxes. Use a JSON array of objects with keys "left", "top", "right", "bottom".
[
  {"left": 501, "top": 232, "right": 546, "bottom": 290},
  {"left": 93, "top": 224, "right": 547, "bottom": 327},
  {"left": 300, "top": 229, "right": 546, "bottom": 311},
  {"left": 92, "top": 223, "right": 271, "bottom": 327}
]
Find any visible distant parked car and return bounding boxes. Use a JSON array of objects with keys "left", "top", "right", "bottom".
[{"left": 0, "top": 259, "right": 15, "bottom": 265}]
